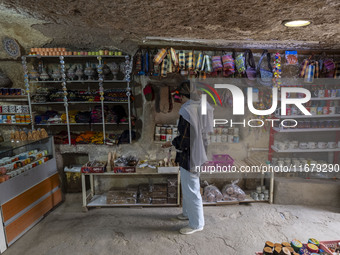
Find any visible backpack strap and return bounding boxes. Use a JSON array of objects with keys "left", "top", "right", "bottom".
[{"left": 245, "top": 49, "right": 255, "bottom": 69}]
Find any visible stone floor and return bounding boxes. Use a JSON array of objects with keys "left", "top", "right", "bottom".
[{"left": 3, "top": 194, "right": 340, "bottom": 255}]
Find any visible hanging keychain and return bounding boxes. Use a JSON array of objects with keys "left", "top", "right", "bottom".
[{"left": 273, "top": 52, "right": 282, "bottom": 87}]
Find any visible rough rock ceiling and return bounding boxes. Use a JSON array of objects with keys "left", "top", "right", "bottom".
[{"left": 0, "top": 0, "right": 340, "bottom": 55}]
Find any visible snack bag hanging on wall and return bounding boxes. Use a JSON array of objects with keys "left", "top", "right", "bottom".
[
  {"left": 235, "top": 53, "right": 246, "bottom": 75},
  {"left": 178, "top": 50, "right": 186, "bottom": 69},
  {"left": 204, "top": 55, "right": 212, "bottom": 73},
  {"left": 285, "top": 51, "right": 298, "bottom": 65},
  {"left": 153, "top": 48, "right": 167, "bottom": 65},
  {"left": 212, "top": 55, "right": 223, "bottom": 72},
  {"left": 161, "top": 58, "right": 168, "bottom": 77},
  {"left": 222, "top": 54, "right": 235, "bottom": 77}
]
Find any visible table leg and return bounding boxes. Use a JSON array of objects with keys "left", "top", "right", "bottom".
[{"left": 81, "top": 173, "right": 87, "bottom": 211}]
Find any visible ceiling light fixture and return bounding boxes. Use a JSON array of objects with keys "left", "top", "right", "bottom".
[{"left": 283, "top": 20, "right": 311, "bottom": 27}]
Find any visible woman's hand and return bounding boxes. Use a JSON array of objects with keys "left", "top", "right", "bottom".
[{"left": 161, "top": 141, "right": 172, "bottom": 148}]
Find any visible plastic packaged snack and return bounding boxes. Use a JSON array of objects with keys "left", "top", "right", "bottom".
[
  {"left": 221, "top": 179, "right": 246, "bottom": 201},
  {"left": 203, "top": 184, "right": 223, "bottom": 202},
  {"left": 285, "top": 51, "right": 298, "bottom": 65}
]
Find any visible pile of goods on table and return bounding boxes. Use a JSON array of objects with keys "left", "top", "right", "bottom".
[{"left": 106, "top": 177, "right": 178, "bottom": 205}]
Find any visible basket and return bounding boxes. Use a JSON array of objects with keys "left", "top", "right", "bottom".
[
  {"left": 320, "top": 240, "right": 340, "bottom": 254},
  {"left": 212, "top": 154, "right": 234, "bottom": 166}
]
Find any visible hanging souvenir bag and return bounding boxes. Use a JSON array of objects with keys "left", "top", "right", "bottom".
[
  {"left": 204, "top": 55, "right": 212, "bottom": 73},
  {"left": 153, "top": 48, "right": 167, "bottom": 65},
  {"left": 170, "top": 48, "right": 179, "bottom": 67},
  {"left": 195, "top": 52, "right": 204, "bottom": 71},
  {"left": 256, "top": 50, "right": 273, "bottom": 87},
  {"left": 161, "top": 58, "right": 168, "bottom": 77},
  {"left": 186, "top": 51, "right": 194, "bottom": 70},
  {"left": 222, "top": 53, "right": 235, "bottom": 77},
  {"left": 144, "top": 49, "right": 149, "bottom": 75},
  {"left": 235, "top": 53, "right": 246, "bottom": 75},
  {"left": 212, "top": 55, "right": 222, "bottom": 72},
  {"left": 167, "top": 50, "right": 173, "bottom": 73},
  {"left": 134, "top": 49, "right": 142, "bottom": 74},
  {"left": 323, "top": 58, "right": 336, "bottom": 78},
  {"left": 143, "top": 84, "right": 154, "bottom": 101},
  {"left": 178, "top": 50, "right": 186, "bottom": 69},
  {"left": 304, "top": 63, "right": 315, "bottom": 83},
  {"left": 245, "top": 49, "right": 256, "bottom": 81},
  {"left": 334, "top": 62, "right": 340, "bottom": 79}
]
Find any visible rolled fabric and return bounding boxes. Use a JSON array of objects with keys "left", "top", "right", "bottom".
[
  {"left": 179, "top": 50, "right": 186, "bottom": 69},
  {"left": 161, "top": 59, "right": 168, "bottom": 77},
  {"left": 153, "top": 48, "right": 167, "bottom": 65},
  {"left": 186, "top": 51, "right": 194, "bottom": 70},
  {"left": 167, "top": 50, "right": 172, "bottom": 73},
  {"left": 195, "top": 52, "right": 204, "bottom": 71},
  {"left": 204, "top": 55, "right": 212, "bottom": 73},
  {"left": 170, "top": 48, "right": 179, "bottom": 66}
]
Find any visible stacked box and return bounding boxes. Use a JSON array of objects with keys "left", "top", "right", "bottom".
[
  {"left": 107, "top": 189, "right": 137, "bottom": 204},
  {"left": 151, "top": 184, "right": 168, "bottom": 204},
  {"left": 167, "top": 178, "right": 178, "bottom": 204},
  {"left": 138, "top": 184, "right": 152, "bottom": 204}
]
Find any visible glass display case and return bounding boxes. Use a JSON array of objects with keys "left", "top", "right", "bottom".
[{"left": 0, "top": 136, "right": 61, "bottom": 252}]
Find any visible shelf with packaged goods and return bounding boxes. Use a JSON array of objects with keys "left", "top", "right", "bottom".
[
  {"left": 271, "top": 145, "right": 340, "bottom": 153},
  {"left": 0, "top": 123, "right": 31, "bottom": 125},
  {"left": 274, "top": 114, "right": 340, "bottom": 119},
  {"left": 31, "top": 101, "right": 128, "bottom": 105},
  {"left": 29, "top": 80, "right": 127, "bottom": 84},
  {"left": 309, "top": 97, "right": 340, "bottom": 101},
  {"left": 272, "top": 127, "right": 340, "bottom": 132},
  {"left": 35, "top": 122, "right": 129, "bottom": 126},
  {"left": 278, "top": 97, "right": 340, "bottom": 101},
  {"left": 23, "top": 53, "right": 133, "bottom": 145},
  {"left": 0, "top": 96, "right": 28, "bottom": 102},
  {"left": 26, "top": 55, "right": 127, "bottom": 58}
]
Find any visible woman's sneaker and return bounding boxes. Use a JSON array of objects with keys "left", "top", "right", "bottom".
[
  {"left": 179, "top": 226, "right": 203, "bottom": 235},
  {"left": 177, "top": 214, "right": 189, "bottom": 220}
]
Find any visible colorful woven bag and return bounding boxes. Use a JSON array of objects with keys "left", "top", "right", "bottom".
[
  {"left": 256, "top": 50, "right": 273, "bottom": 87},
  {"left": 153, "top": 48, "right": 167, "bottom": 65},
  {"left": 212, "top": 55, "right": 222, "bottom": 72},
  {"left": 235, "top": 53, "right": 246, "bottom": 74},
  {"left": 222, "top": 54, "right": 235, "bottom": 77}
]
